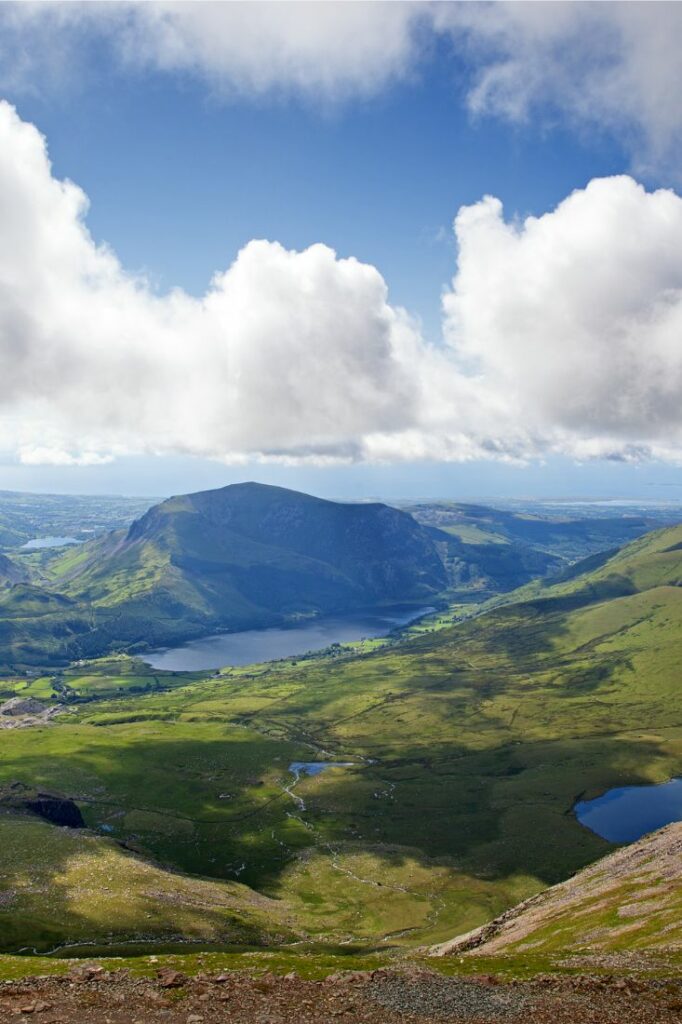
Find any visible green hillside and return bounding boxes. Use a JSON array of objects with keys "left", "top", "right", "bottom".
[
  {"left": 0, "top": 583, "right": 91, "bottom": 671},
  {"left": 2, "top": 519, "right": 682, "bottom": 965},
  {"left": 512, "top": 520, "right": 682, "bottom": 601},
  {"left": 0, "top": 810, "right": 296, "bottom": 953},
  {"left": 0, "top": 554, "right": 26, "bottom": 587}
]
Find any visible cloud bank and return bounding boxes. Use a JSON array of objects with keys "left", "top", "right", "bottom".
[
  {"left": 0, "top": 2, "right": 428, "bottom": 102},
  {"left": 2, "top": 103, "right": 682, "bottom": 467},
  {"left": 1, "top": 2, "right": 682, "bottom": 170}
]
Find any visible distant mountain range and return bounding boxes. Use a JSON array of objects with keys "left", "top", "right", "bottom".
[{"left": 0, "top": 483, "right": 679, "bottom": 668}]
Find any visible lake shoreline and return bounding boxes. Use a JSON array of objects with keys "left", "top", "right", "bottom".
[{"left": 141, "top": 603, "right": 437, "bottom": 672}]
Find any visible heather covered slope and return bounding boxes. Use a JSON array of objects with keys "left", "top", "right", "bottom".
[{"left": 432, "top": 822, "right": 682, "bottom": 960}]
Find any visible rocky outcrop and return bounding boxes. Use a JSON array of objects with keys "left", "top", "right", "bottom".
[
  {"left": 0, "top": 697, "right": 62, "bottom": 729},
  {"left": 0, "top": 782, "right": 85, "bottom": 828},
  {"left": 23, "top": 793, "right": 85, "bottom": 828},
  {"left": 0, "top": 697, "right": 47, "bottom": 717}
]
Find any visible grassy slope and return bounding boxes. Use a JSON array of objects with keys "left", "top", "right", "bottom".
[
  {"left": 0, "top": 811, "right": 295, "bottom": 953},
  {"left": 0, "top": 554, "right": 26, "bottom": 586},
  {"left": 2, "top": 523, "right": 682, "bottom": 961}
]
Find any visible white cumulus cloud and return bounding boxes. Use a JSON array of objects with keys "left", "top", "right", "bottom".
[
  {"left": 0, "top": 1, "right": 428, "bottom": 102},
  {"left": 0, "top": 101, "right": 434, "bottom": 465},
  {"left": 443, "top": 175, "right": 682, "bottom": 461},
  {"left": 437, "top": 1, "right": 682, "bottom": 173},
  {"left": 3, "top": 103, "right": 682, "bottom": 467}
]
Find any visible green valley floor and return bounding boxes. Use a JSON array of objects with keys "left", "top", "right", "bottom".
[{"left": 3, "top": 524, "right": 682, "bottom": 986}]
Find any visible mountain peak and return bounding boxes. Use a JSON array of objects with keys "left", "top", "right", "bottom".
[{"left": 58, "top": 483, "right": 447, "bottom": 653}]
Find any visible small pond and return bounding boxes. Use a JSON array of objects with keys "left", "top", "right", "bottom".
[
  {"left": 21, "top": 536, "right": 80, "bottom": 550},
  {"left": 289, "top": 761, "right": 355, "bottom": 780},
  {"left": 143, "top": 605, "right": 433, "bottom": 672},
  {"left": 575, "top": 777, "right": 682, "bottom": 843}
]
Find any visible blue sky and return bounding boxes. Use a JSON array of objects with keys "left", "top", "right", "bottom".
[
  {"left": 15, "top": 43, "right": 622, "bottom": 342},
  {"left": 1, "top": 2, "right": 682, "bottom": 500}
]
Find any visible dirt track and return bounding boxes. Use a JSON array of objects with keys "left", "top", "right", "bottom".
[{"left": 1, "top": 966, "right": 681, "bottom": 1024}]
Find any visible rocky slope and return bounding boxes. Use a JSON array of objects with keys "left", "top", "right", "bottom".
[
  {"left": 0, "top": 966, "right": 679, "bottom": 1024},
  {"left": 432, "top": 823, "right": 682, "bottom": 961}
]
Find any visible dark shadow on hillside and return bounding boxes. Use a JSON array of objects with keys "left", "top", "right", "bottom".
[
  {"left": 300, "top": 732, "right": 674, "bottom": 890},
  {"left": 1, "top": 722, "right": 673, "bottom": 902}
]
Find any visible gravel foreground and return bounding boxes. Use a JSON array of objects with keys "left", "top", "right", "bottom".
[{"left": 1, "top": 966, "right": 682, "bottom": 1023}]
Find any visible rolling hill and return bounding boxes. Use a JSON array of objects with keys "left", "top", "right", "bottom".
[{"left": 0, "top": 809, "right": 296, "bottom": 953}]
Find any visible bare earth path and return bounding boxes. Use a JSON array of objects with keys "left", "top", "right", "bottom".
[{"left": 1, "top": 967, "right": 681, "bottom": 1024}]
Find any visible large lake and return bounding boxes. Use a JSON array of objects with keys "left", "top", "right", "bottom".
[
  {"left": 143, "top": 605, "right": 433, "bottom": 672},
  {"left": 575, "top": 777, "right": 682, "bottom": 843}
]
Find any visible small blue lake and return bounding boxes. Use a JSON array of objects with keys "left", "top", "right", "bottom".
[
  {"left": 575, "top": 777, "right": 682, "bottom": 843},
  {"left": 289, "top": 761, "right": 354, "bottom": 780}
]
